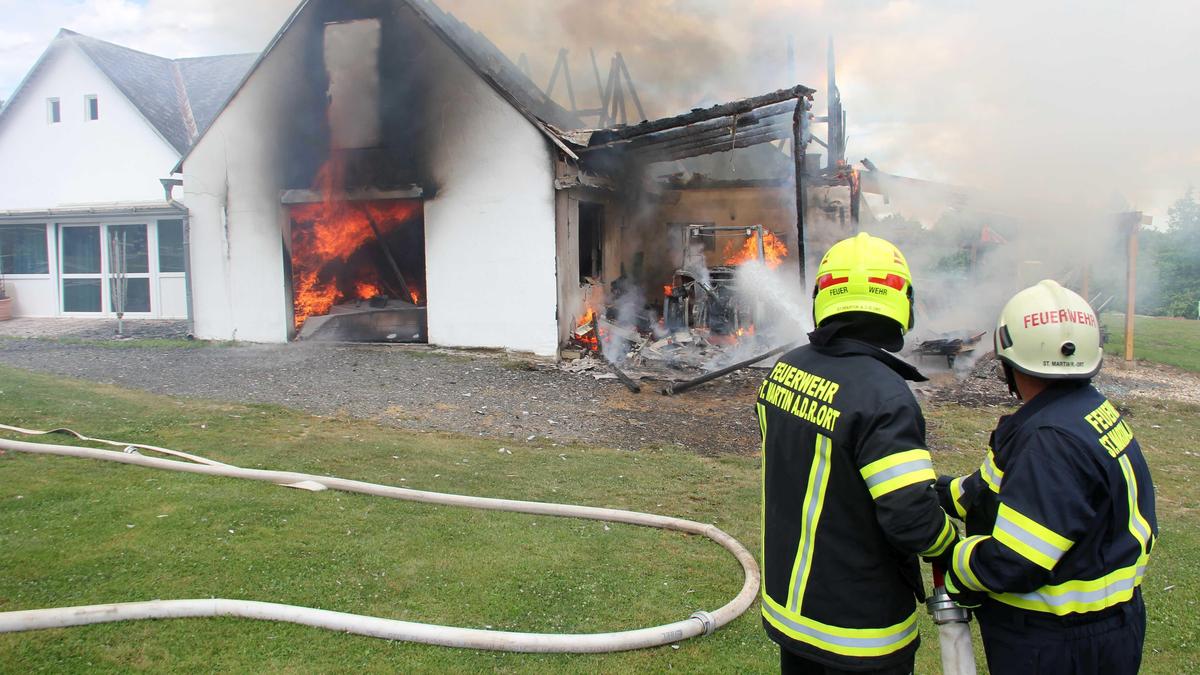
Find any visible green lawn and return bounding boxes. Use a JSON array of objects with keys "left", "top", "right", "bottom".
[
  {"left": 1103, "top": 312, "right": 1200, "bottom": 372},
  {"left": 0, "top": 366, "right": 1197, "bottom": 673}
]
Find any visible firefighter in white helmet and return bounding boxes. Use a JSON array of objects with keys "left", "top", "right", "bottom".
[
  {"left": 935, "top": 280, "right": 1157, "bottom": 674},
  {"left": 759, "top": 233, "right": 958, "bottom": 674}
]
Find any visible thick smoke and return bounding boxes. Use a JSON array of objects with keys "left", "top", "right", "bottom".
[
  {"left": 432, "top": 0, "right": 1197, "bottom": 328},
  {"left": 5, "top": 0, "right": 1195, "bottom": 221}
]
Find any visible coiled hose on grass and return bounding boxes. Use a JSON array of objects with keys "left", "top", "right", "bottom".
[{"left": 0, "top": 424, "right": 759, "bottom": 653}]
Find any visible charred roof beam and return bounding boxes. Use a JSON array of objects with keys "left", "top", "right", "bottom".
[
  {"left": 585, "top": 84, "right": 814, "bottom": 146},
  {"left": 627, "top": 116, "right": 793, "bottom": 159},
  {"left": 609, "top": 100, "right": 794, "bottom": 154},
  {"left": 637, "top": 126, "right": 792, "bottom": 164}
]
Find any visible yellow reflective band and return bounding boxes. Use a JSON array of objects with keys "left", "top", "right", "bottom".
[
  {"left": 944, "top": 571, "right": 962, "bottom": 595},
  {"left": 952, "top": 535, "right": 990, "bottom": 592},
  {"left": 1118, "top": 455, "right": 1153, "bottom": 551},
  {"left": 980, "top": 449, "right": 1003, "bottom": 493},
  {"left": 921, "top": 514, "right": 956, "bottom": 557},
  {"left": 992, "top": 557, "right": 1148, "bottom": 615},
  {"left": 860, "top": 449, "right": 935, "bottom": 500},
  {"left": 761, "top": 594, "right": 919, "bottom": 658},
  {"left": 949, "top": 476, "right": 968, "bottom": 518},
  {"left": 787, "top": 434, "right": 833, "bottom": 612},
  {"left": 758, "top": 403, "right": 768, "bottom": 565},
  {"left": 993, "top": 502, "right": 1073, "bottom": 571}
]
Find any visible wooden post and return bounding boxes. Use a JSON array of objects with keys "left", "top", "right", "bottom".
[
  {"left": 545, "top": 49, "right": 565, "bottom": 99},
  {"left": 1124, "top": 214, "right": 1139, "bottom": 362},
  {"left": 792, "top": 97, "right": 808, "bottom": 289},
  {"left": 849, "top": 169, "right": 861, "bottom": 231},
  {"left": 365, "top": 213, "right": 413, "bottom": 304},
  {"left": 616, "top": 53, "right": 646, "bottom": 122}
]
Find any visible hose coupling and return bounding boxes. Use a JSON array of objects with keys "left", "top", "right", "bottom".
[
  {"left": 689, "top": 610, "right": 716, "bottom": 636},
  {"left": 926, "top": 587, "right": 971, "bottom": 625}
]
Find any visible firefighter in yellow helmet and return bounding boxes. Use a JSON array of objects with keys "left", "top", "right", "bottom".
[
  {"left": 935, "top": 280, "right": 1156, "bottom": 674},
  {"left": 758, "top": 233, "right": 957, "bottom": 674}
]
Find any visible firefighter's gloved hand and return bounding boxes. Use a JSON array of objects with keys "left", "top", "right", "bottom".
[
  {"left": 923, "top": 531, "right": 959, "bottom": 568},
  {"left": 943, "top": 568, "right": 985, "bottom": 609},
  {"left": 934, "top": 475, "right": 957, "bottom": 515}
]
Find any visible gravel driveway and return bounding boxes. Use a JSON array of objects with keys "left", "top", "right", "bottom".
[{"left": 0, "top": 337, "right": 764, "bottom": 454}]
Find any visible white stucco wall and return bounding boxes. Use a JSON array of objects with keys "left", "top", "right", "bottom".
[
  {"left": 181, "top": 7, "right": 560, "bottom": 354},
  {"left": 0, "top": 43, "right": 179, "bottom": 208},
  {"left": 420, "top": 28, "right": 558, "bottom": 356},
  {"left": 181, "top": 23, "right": 313, "bottom": 343}
]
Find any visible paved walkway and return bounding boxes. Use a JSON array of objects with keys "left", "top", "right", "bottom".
[{"left": 0, "top": 317, "right": 189, "bottom": 340}]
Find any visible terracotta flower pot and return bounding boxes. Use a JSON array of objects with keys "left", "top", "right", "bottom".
[{"left": 0, "top": 296, "right": 12, "bottom": 321}]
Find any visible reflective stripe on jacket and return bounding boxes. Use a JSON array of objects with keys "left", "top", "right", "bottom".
[
  {"left": 759, "top": 338, "right": 955, "bottom": 669},
  {"left": 940, "top": 382, "right": 1157, "bottom": 617}
]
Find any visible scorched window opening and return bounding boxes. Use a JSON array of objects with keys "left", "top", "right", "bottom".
[
  {"left": 579, "top": 202, "right": 604, "bottom": 283},
  {"left": 287, "top": 198, "right": 426, "bottom": 342}
]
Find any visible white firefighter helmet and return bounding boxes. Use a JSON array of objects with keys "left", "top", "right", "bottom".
[{"left": 994, "top": 279, "right": 1103, "bottom": 379}]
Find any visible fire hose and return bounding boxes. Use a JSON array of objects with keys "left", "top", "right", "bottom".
[{"left": 0, "top": 424, "right": 759, "bottom": 653}]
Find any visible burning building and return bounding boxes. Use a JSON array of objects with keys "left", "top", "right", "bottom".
[{"left": 176, "top": 0, "right": 859, "bottom": 357}]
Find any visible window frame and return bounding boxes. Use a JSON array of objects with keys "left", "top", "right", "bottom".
[
  {"left": 47, "top": 97, "right": 61, "bottom": 124},
  {"left": 85, "top": 94, "right": 99, "bottom": 121},
  {"left": 56, "top": 223, "right": 157, "bottom": 316},
  {"left": 156, "top": 219, "right": 187, "bottom": 275},
  {"left": 0, "top": 224, "right": 52, "bottom": 277}
]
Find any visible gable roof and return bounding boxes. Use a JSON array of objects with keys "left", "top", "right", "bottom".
[
  {"left": 0, "top": 29, "right": 255, "bottom": 155},
  {"left": 174, "top": 0, "right": 584, "bottom": 172}
]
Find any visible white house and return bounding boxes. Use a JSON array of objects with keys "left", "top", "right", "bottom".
[
  {"left": 177, "top": 0, "right": 586, "bottom": 354},
  {"left": 0, "top": 30, "right": 253, "bottom": 321}
]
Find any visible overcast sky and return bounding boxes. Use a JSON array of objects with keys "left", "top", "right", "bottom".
[{"left": 2, "top": 0, "right": 1196, "bottom": 226}]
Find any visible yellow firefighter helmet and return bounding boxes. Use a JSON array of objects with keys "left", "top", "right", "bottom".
[{"left": 812, "top": 233, "right": 915, "bottom": 333}]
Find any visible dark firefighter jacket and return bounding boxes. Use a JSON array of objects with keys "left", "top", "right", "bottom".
[
  {"left": 758, "top": 338, "right": 957, "bottom": 670},
  {"left": 938, "top": 380, "right": 1157, "bottom": 618}
]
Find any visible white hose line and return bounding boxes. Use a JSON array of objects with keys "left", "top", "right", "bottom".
[
  {"left": 0, "top": 434, "right": 760, "bottom": 653},
  {"left": 936, "top": 622, "right": 977, "bottom": 675},
  {"left": 0, "top": 423, "right": 230, "bottom": 467}
]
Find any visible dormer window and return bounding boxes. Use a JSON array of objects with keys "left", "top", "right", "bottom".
[
  {"left": 85, "top": 95, "right": 98, "bottom": 121},
  {"left": 47, "top": 98, "right": 60, "bottom": 123}
]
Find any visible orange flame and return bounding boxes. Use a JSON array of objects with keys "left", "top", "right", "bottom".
[
  {"left": 409, "top": 290, "right": 421, "bottom": 305},
  {"left": 575, "top": 308, "right": 599, "bottom": 351},
  {"left": 355, "top": 282, "right": 381, "bottom": 300},
  {"left": 293, "top": 270, "right": 339, "bottom": 323},
  {"left": 289, "top": 157, "right": 422, "bottom": 330},
  {"left": 723, "top": 229, "right": 788, "bottom": 269},
  {"left": 663, "top": 284, "right": 673, "bottom": 296}
]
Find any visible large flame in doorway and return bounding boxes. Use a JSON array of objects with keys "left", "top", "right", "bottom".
[
  {"left": 289, "top": 157, "right": 422, "bottom": 330},
  {"left": 723, "top": 229, "right": 789, "bottom": 269}
]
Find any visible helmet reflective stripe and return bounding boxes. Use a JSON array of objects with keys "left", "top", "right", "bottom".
[
  {"left": 812, "top": 233, "right": 915, "bottom": 334},
  {"left": 994, "top": 279, "right": 1102, "bottom": 379},
  {"left": 867, "top": 274, "right": 907, "bottom": 291}
]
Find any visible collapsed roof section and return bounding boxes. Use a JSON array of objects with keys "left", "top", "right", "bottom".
[{"left": 569, "top": 85, "right": 815, "bottom": 175}]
